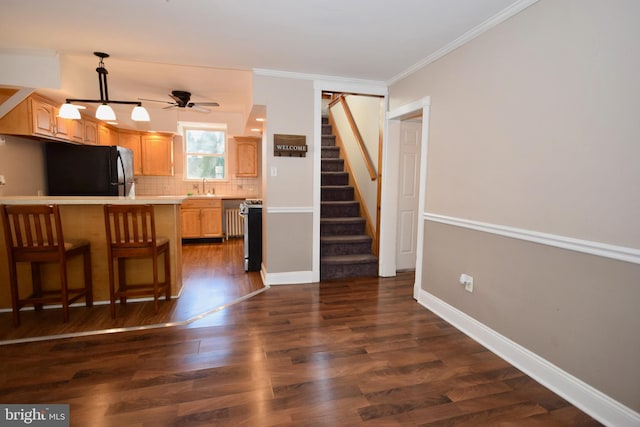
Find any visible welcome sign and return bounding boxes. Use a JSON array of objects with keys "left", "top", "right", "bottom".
[{"left": 274, "top": 134, "right": 307, "bottom": 157}]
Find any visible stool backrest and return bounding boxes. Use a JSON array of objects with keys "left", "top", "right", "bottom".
[
  {"left": 104, "top": 204, "right": 157, "bottom": 253},
  {"left": 1, "top": 204, "right": 65, "bottom": 262}
]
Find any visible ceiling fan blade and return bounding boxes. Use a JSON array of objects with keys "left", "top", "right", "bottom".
[
  {"left": 189, "top": 105, "right": 211, "bottom": 113},
  {"left": 169, "top": 94, "right": 184, "bottom": 105},
  {"left": 162, "top": 105, "right": 178, "bottom": 110},
  {"left": 193, "top": 102, "right": 220, "bottom": 107}
]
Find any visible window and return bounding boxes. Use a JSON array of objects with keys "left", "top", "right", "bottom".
[{"left": 183, "top": 127, "right": 226, "bottom": 180}]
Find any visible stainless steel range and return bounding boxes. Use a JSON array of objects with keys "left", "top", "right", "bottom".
[{"left": 239, "top": 199, "right": 262, "bottom": 272}]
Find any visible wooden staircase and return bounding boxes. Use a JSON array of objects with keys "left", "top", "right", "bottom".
[{"left": 320, "top": 117, "right": 378, "bottom": 280}]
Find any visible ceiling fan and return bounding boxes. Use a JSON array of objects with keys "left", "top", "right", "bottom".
[{"left": 139, "top": 90, "right": 220, "bottom": 113}]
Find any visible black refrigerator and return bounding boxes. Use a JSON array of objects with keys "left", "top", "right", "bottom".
[{"left": 45, "top": 143, "right": 135, "bottom": 197}]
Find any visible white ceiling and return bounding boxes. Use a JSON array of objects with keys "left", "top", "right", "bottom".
[{"left": 0, "top": 0, "right": 523, "bottom": 130}]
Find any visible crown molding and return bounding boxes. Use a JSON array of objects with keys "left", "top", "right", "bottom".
[
  {"left": 387, "top": 0, "right": 540, "bottom": 85},
  {"left": 253, "top": 67, "right": 386, "bottom": 88}
]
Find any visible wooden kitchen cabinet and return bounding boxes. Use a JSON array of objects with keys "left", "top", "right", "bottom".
[
  {"left": 118, "top": 131, "right": 143, "bottom": 174},
  {"left": 54, "top": 112, "right": 73, "bottom": 140},
  {"left": 235, "top": 136, "right": 259, "bottom": 177},
  {"left": 119, "top": 131, "right": 174, "bottom": 176},
  {"left": 0, "top": 93, "right": 59, "bottom": 138},
  {"left": 69, "top": 119, "right": 85, "bottom": 143},
  {"left": 98, "top": 124, "right": 118, "bottom": 146},
  {"left": 181, "top": 198, "right": 222, "bottom": 238},
  {"left": 141, "top": 133, "right": 173, "bottom": 176},
  {"left": 83, "top": 119, "right": 98, "bottom": 144},
  {"left": 30, "top": 96, "right": 57, "bottom": 137}
]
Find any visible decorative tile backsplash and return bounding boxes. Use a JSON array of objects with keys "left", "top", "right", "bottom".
[{"left": 135, "top": 173, "right": 261, "bottom": 197}]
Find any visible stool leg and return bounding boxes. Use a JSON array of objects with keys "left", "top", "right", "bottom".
[
  {"left": 164, "top": 247, "right": 171, "bottom": 301},
  {"left": 31, "top": 262, "right": 43, "bottom": 311},
  {"left": 118, "top": 258, "right": 127, "bottom": 305},
  {"left": 59, "top": 259, "right": 70, "bottom": 323},
  {"left": 107, "top": 255, "right": 116, "bottom": 319},
  {"left": 152, "top": 251, "right": 159, "bottom": 314},
  {"left": 84, "top": 248, "right": 94, "bottom": 307},
  {"left": 8, "top": 261, "right": 20, "bottom": 327}
]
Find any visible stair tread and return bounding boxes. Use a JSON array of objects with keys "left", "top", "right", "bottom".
[
  {"left": 321, "top": 217, "right": 364, "bottom": 223},
  {"left": 321, "top": 201, "right": 359, "bottom": 205},
  {"left": 321, "top": 235, "right": 372, "bottom": 242},
  {"left": 321, "top": 254, "right": 378, "bottom": 264}
]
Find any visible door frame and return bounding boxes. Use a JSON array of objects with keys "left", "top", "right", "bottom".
[
  {"left": 383, "top": 97, "right": 431, "bottom": 299},
  {"left": 312, "top": 79, "right": 388, "bottom": 282}
]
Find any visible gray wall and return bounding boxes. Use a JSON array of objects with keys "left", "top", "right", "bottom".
[
  {"left": 390, "top": 0, "right": 640, "bottom": 411},
  {"left": 253, "top": 74, "right": 315, "bottom": 273}
]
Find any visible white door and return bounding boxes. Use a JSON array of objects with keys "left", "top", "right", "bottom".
[{"left": 396, "top": 119, "right": 422, "bottom": 270}]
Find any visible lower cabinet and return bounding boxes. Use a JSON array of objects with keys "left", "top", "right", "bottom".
[{"left": 181, "top": 198, "right": 222, "bottom": 238}]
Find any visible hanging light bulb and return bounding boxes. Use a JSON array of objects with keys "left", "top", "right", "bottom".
[
  {"left": 58, "top": 103, "right": 81, "bottom": 120},
  {"left": 60, "top": 52, "right": 152, "bottom": 123},
  {"left": 95, "top": 104, "right": 116, "bottom": 121},
  {"left": 131, "top": 104, "right": 150, "bottom": 122}
]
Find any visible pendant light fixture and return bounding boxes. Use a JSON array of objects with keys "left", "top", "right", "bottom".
[{"left": 59, "top": 52, "right": 150, "bottom": 122}]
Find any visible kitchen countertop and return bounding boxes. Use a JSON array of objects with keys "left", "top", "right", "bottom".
[
  {"left": 171, "top": 194, "right": 258, "bottom": 200},
  {"left": 0, "top": 195, "right": 187, "bottom": 205},
  {"left": 0, "top": 195, "right": 260, "bottom": 206}
]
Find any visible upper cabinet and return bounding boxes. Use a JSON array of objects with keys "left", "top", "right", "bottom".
[
  {"left": 118, "top": 131, "right": 143, "bottom": 175},
  {"left": 119, "top": 131, "right": 174, "bottom": 176},
  {"left": 0, "top": 93, "right": 59, "bottom": 138},
  {"left": 0, "top": 92, "right": 102, "bottom": 145},
  {"left": 235, "top": 136, "right": 259, "bottom": 177},
  {"left": 82, "top": 119, "right": 99, "bottom": 145},
  {"left": 0, "top": 92, "right": 174, "bottom": 176},
  {"left": 98, "top": 123, "right": 118, "bottom": 146},
  {"left": 141, "top": 133, "right": 174, "bottom": 176},
  {"left": 30, "top": 97, "right": 57, "bottom": 137}
]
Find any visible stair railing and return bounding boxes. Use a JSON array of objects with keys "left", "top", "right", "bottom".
[
  {"left": 329, "top": 94, "right": 377, "bottom": 181},
  {"left": 327, "top": 95, "right": 381, "bottom": 256}
]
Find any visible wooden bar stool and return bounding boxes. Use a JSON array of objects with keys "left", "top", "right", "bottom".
[
  {"left": 103, "top": 204, "right": 171, "bottom": 318},
  {"left": 1, "top": 204, "right": 93, "bottom": 327}
]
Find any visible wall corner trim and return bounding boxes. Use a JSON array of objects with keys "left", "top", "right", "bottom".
[
  {"left": 417, "top": 289, "right": 640, "bottom": 427},
  {"left": 425, "top": 213, "right": 640, "bottom": 265}
]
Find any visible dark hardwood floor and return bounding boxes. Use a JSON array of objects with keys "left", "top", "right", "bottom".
[
  {"left": 0, "top": 240, "right": 601, "bottom": 425},
  {"left": 0, "top": 238, "right": 264, "bottom": 342}
]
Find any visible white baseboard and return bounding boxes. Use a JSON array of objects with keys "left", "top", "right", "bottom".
[
  {"left": 263, "top": 269, "right": 313, "bottom": 286},
  {"left": 417, "top": 289, "right": 640, "bottom": 427}
]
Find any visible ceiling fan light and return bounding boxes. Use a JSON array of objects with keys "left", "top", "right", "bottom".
[
  {"left": 131, "top": 105, "right": 150, "bottom": 122},
  {"left": 58, "top": 103, "right": 81, "bottom": 119},
  {"left": 96, "top": 104, "right": 116, "bottom": 121}
]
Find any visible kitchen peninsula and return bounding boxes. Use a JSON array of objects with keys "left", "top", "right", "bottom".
[{"left": 0, "top": 195, "right": 186, "bottom": 310}]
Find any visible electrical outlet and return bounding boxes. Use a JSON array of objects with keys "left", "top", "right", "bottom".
[{"left": 459, "top": 273, "right": 474, "bottom": 293}]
